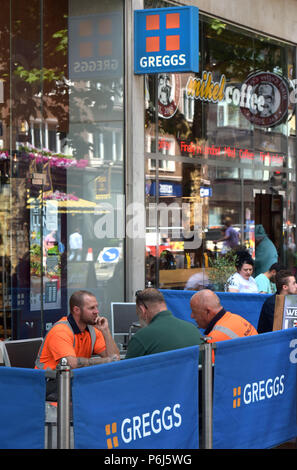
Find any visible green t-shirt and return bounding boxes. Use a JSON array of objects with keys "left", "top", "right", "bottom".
[{"left": 125, "top": 310, "right": 203, "bottom": 361}]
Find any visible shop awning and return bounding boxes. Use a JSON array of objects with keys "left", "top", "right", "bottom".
[{"left": 26, "top": 193, "right": 97, "bottom": 213}]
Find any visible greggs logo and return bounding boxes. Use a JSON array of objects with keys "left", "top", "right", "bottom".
[
  {"left": 145, "top": 12, "right": 181, "bottom": 53},
  {"left": 134, "top": 7, "right": 199, "bottom": 74},
  {"left": 233, "top": 375, "right": 285, "bottom": 408},
  {"left": 69, "top": 13, "right": 122, "bottom": 78},
  {"left": 105, "top": 403, "right": 182, "bottom": 448},
  {"left": 105, "top": 422, "right": 119, "bottom": 449}
]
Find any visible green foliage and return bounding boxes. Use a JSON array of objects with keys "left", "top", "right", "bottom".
[
  {"left": 210, "top": 19, "right": 227, "bottom": 35},
  {"left": 208, "top": 251, "right": 238, "bottom": 291},
  {"left": 14, "top": 65, "right": 64, "bottom": 84},
  {"left": 52, "top": 29, "right": 68, "bottom": 55}
]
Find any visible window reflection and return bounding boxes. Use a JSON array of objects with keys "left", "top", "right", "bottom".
[
  {"left": 144, "top": 5, "right": 296, "bottom": 291},
  {"left": 0, "top": 0, "right": 125, "bottom": 338}
]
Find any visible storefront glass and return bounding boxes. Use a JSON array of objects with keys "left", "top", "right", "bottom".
[
  {"left": 0, "top": 0, "right": 124, "bottom": 339},
  {"left": 144, "top": 1, "right": 296, "bottom": 291}
]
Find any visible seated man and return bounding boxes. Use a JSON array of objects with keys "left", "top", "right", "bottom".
[
  {"left": 35, "top": 290, "right": 120, "bottom": 400},
  {"left": 125, "top": 288, "right": 203, "bottom": 359},
  {"left": 257, "top": 269, "right": 297, "bottom": 333},
  {"left": 255, "top": 263, "right": 282, "bottom": 294},
  {"left": 190, "top": 289, "right": 257, "bottom": 345}
]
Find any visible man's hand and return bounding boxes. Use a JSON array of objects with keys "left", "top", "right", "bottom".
[
  {"left": 94, "top": 315, "right": 120, "bottom": 360},
  {"left": 94, "top": 315, "right": 109, "bottom": 332}
]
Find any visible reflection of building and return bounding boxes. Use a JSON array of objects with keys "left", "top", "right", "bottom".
[{"left": 0, "top": 0, "right": 297, "bottom": 339}]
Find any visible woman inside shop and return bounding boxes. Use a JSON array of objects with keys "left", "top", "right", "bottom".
[{"left": 226, "top": 251, "right": 258, "bottom": 293}]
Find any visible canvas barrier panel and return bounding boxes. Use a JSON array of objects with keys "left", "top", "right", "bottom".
[
  {"left": 0, "top": 367, "right": 45, "bottom": 449},
  {"left": 161, "top": 289, "right": 269, "bottom": 328},
  {"left": 72, "top": 346, "right": 199, "bottom": 449},
  {"left": 213, "top": 329, "right": 297, "bottom": 449}
]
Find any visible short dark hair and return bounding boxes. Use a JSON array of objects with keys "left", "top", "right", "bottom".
[
  {"left": 69, "top": 290, "right": 96, "bottom": 312},
  {"left": 268, "top": 263, "right": 282, "bottom": 272},
  {"left": 275, "top": 270, "right": 295, "bottom": 294},
  {"left": 235, "top": 250, "right": 254, "bottom": 271},
  {"left": 135, "top": 288, "right": 165, "bottom": 307}
]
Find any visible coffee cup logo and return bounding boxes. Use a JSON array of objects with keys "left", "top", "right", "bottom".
[
  {"left": 240, "top": 71, "right": 289, "bottom": 127},
  {"left": 158, "top": 73, "right": 181, "bottom": 119}
]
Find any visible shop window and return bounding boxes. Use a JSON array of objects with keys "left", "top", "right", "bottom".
[
  {"left": 144, "top": 4, "right": 296, "bottom": 290},
  {"left": 0, "top": 0, "right": 125, "bottom": 339}
]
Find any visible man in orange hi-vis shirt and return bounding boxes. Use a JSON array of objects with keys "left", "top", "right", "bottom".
[
  {"left": 35, "top": 290, "right": 120, "bottom": 400},
  {"left": 190, "top": 289, "right": 257, "bottom": 360}
]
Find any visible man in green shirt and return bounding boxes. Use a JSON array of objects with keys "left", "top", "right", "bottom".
[{"left": 125, "top": 288, "right": 203, "bottom": 359}]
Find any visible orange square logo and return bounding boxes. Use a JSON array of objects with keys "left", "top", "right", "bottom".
[
  {"left": 98, "top": 18, "right": 112, "bottom": 35},
  {"left": 79, "top": 21, "right": 92, "bottom": 37},
  {"left": 98, "top": 40, "right": 112, "bottom": 56},
  {"left": 166, "top": 35, "right": 180, "bottom": 51},
  {"left": 105, "top": 422, "right": 119, "bottom": 449},
  {"left": 166, "top": 13, "right": 180, "bottom": 29},
  {"left": 146, "top": 36, "right": 160, "bottom": 52},
  {"left": 79, "top": 42, "right": 93, "bottom": 58},
  {"left": 146, "top": 14, "right": 159, "bottom": 30}
]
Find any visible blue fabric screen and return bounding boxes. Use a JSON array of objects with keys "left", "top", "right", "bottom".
[
  {"left": 161, "top": 289, "right": 269, "bottom": 328},
  {"left": 72, "top": 346, "right": 199, "bottom": 449},
  {"left": 213, "top": 329, "right": 297, "bottom": 448},
  {"left": 0, "top": 368, "right": 45, "bottom": 449}
]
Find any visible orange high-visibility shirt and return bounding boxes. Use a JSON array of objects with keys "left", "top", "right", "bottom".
[
  {"left": 35, "top": 315, "right": 106, "bottom": 370},
  {"left": 206, "top": 310, "right": 258, "bottom": 362}
]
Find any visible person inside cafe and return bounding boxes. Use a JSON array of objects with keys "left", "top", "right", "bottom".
[
  {"left": 226, "top": 250, "right": 258, "bottom": 293},
  {"left": 216, "top": 216, "right": 240, "bottom": 252},
  {"left": 254, "top": 224, "right": 278, "bottom": 277},
  {"left": 257, "top": 269, "right": 297, "bottom": 333},
  {"left": 254, "top": 262, "right": 282, "bottom": 294},
  {"left": 125, "top": 288, "right": 203, "bottom": 360}
]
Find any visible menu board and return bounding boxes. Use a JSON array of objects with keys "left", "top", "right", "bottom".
[{"left": 273, "top": 295, "right": 297, "bottom": 330}]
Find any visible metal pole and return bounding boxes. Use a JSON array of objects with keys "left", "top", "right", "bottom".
[
  {"left": 201, "top": 340, "right": 213, "bottom": 449},
  {"left": 57, "top": 357, "right": 71, "bottom": 449}
]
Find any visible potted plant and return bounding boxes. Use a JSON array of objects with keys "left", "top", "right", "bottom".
[{"left": 208, "top": 250, "right": 238, "bottom": 291}]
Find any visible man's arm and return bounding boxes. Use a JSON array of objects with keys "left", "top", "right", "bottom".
[
  {"left": 125, "top": 335, "right": 146, "bottom": 359},
  {"left": 66, "top": 354, "right": 118, "bottom": 369},
  {"left": 94, "top": 316, "right": 120, "bottom": 359}
]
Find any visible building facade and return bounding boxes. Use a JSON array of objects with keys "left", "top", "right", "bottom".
[{"left": 0, "top": 0, "right": 296, "bottom": 339}]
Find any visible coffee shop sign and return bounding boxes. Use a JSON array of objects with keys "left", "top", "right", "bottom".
[{"left": 186, "top": 70, "right": 293, "bottom": 127}]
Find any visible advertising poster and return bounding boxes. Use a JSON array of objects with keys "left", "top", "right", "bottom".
[{"left": 30, "top": 199, "right": 61, "bottom": 311}]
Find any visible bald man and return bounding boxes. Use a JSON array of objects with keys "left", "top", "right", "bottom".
[{"left": 190, "top": 289, "right": 257, "bottom": 343}]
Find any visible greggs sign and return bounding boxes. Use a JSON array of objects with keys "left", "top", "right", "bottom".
[{"left": 134, "top": 7, "right": 199, "bottom": 74}]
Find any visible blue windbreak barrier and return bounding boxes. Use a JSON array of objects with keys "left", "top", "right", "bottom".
[
  {"left": 0, "top": 368, "right": 45, "bottom": 449},
  {"left": 213, "top": 329, "right": 297, "bottom": 449},
  {"left": 72, "top": 346, "right": 199, "bottom": 449},
  {"left": 161, "top": 290, "right": 269, "bottom": 329}
]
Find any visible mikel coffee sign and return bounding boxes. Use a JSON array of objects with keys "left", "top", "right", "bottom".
[
  {"left": 134, "top": 7, "right": 199, "bottom": 74},
  {"left": 186, "top": 70, "right": 290, "bottom": 128}
]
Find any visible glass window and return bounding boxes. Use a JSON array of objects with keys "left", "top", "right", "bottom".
[
  {"left": 0, "top": 0, "right": 124, "bottom": 339},
  {"left": 144, "top": 1, "right": 296, "bottom": 291}
]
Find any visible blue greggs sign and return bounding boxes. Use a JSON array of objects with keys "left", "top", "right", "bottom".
[{"left": 134, "top": 6, "right": 199, "bottom": 74}]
